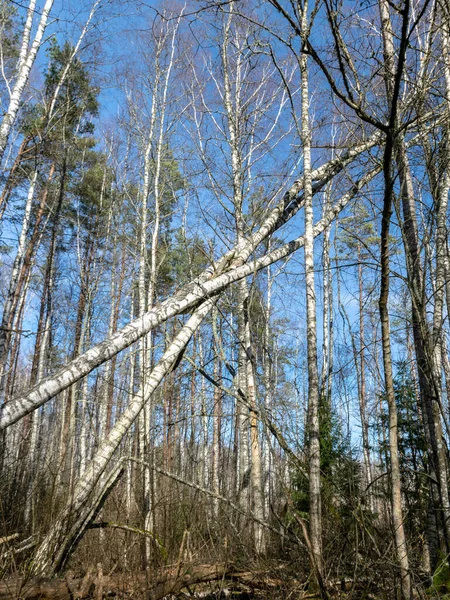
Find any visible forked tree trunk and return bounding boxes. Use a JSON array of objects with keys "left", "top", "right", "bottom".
[
  {"left": 220, "top": 4, "right": 266, "bottom": 547},
  {"left": 380, "top": 0, "right": 450, "bottom": 556}
]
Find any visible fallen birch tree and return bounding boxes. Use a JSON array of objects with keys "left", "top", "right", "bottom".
[{"left": 0, "top": 133, "right": 382, "bottom": 431}]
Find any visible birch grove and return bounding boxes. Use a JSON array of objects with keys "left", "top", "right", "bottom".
[{"left": 1, "top": 1, "right": 450, "bottom": 598}]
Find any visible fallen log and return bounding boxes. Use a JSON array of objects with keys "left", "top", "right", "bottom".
[{"left": 0, "top": 564, "right": 262, "bottom": 600}]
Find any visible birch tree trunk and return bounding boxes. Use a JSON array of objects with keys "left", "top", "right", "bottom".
[
  {"left": 219, "top": 4, "right": 267, "bottom": 548},
  {"left": 377, "top": 2, "right": 414, "bottom": 595},
  {"left": 246, "top": 314, "right": 265, "bottom": 553},
  {"left": 433, "top": 1, "right": 450, "bottom": 423},
  {"left": 320, "top": 184, "right": 332, "bottom": 407},
  {"left": 0, "top": 0, "right": 54, "bottom": 164},
  {"left": 137, "top": 11, "right": 181, "bottom": 561},
  {"left": 137, "top": 85, "right": 156, "bottom": 568},
  {"left": 263, "top": 254, "right": 273, "bottom": 521},
  {"left": 298, "top": 1, "right": 323, "bottom": 582},
  {"left": 380, "top": 0, "right": 450, "bottom": 556}
]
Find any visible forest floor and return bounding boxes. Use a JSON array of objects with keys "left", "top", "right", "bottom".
[{"left": 0, "top": 560, "right": 412, "bottom": 599}]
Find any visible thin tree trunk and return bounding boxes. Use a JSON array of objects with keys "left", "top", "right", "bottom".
[
  {"left": 377, "top": 1, "right": 414, "bottom": 594},
  {"left": 198, "top": 335, "right": 209, "bottom": 488},
  {"left": 46, "top": 0, "right": 102, "bottom": 122},
  {"left": 263, "top": 254, "right": 273, "bottom": 521},
  {"left": 0, "top": 137, "right": 31, "bottom": 221},
  {"left": 379, "top": 168, "right": 412, "bottom": 599},
  {"left": 24, "top": 256, "right": 53, "bottom": 530},
  {"left": 298, "top": 1, "right": 323, "bottom": 583},
  {"left": 246, "top": 313, "right": 265, "bottom": 553},
  {"left": 358, "top": 246, "right": 373, "bottom": 507},
  {"left": 0, "top": 169, "right": 37, "bottom": 392},
  {"left": 61, "top": 239, "right": 93, "bottom": 491},
  {"left": 212, "top": 312, "right": 222, "bottom": 518}
]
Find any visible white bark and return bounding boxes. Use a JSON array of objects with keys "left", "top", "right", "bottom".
[
  {"left": 0, "top": 0, "right": 54, "bottom": 164},
  {"left": 299, "top": 0, "right": 323, "bottom": 578},
  {"left": 246, "top": 317, "right": 265, "bottom": 553},
  {"left": 16, "top": 0, "right": 37, "bottom": 74},
  {"left": 432, "top": 5, "right": 450, "bottom": 397},
  {"left": 219, "top": 6, "right": 265, "bottom": 547},
  {"left": 236, "top": 281, "right": 251, "bottom": 510},
  {"left": 139, "top": 12, "right": 181, "bottom": 560}
]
